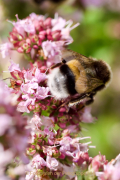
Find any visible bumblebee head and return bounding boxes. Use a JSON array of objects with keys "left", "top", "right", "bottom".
[{"left": 93, "top": 60, "right": 112, "bottom": 87}]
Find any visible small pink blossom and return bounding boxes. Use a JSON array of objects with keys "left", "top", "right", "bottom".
[
  {"left": 17, "top": 101, "right": 30, "bottom": 113},
  {"left": 81, "top": 107, "right": 94, "bottom": 123},
  {"left": 61, "top": 28, "right": 73, "bottom": 45},
  {"left": 46, "top": 54, "right": 61, "bottom": 67},
  {"left": 59, "top": 136, "right": 72, "bottom": 153},
  {"left": 92, "top": 154, "right": 107, "bottom": 173},
  {"left": 8, "top": 15, "right": 35, "bottom": 36},
  {"left": 24, "top": 69, "right": 46, "bottom": 83},
  {"left": 34, "top": 68, "right": 47, "bottom": 83},
  {"left": 36, "top": 86, "right": 49, "bottom": 100},
  {"left": 31, "top": 154, "right": 46, "bottom": 169},
  {"left": 24, "top": 71, "right": 36, "bottom": 83},
  {"left": 61, "top": 163, "right": 77, "bottom": 179},
  {"left": 30, "top": 114, "right": 42, "bottom": 129},
  {"left": 96, "top": 155, "right": 120, "bottom": 180},
  {"left": 66, "top": 125, "right": 78, "bottom": 133},
  {"left": 0, "top": 144, "right": 14, "bottom": 167},
  {"left": 44, "top": 128, "right": 55, "bottom": 140},
  {"left": 46, "top": 155, "right": 59, "bottom": 171},
  {"left": 29, "top": 13, "right": 45, "bottom": 21},
  {"left": 52, "top": 14, "right": 66, "bottom": 31},
  {"left": 42, "top": 41, "right": 63, "bottom": 58},
  {"left": 41, "top": 116, "right": 54, "bottom": 128},
  {"left": 0, "top": 42, "right": 13, "bottom": 58},
  {"left": 21, "top": 82, "right": 38, "bottom": 94},
  {"left": 73, "top": 151, "right": 90, "bottom": 165},
  {"left": 8, "top": 60, "right": 21, "bottom": 72},
  {"left": 0, "top": 80, "right": 16, "bottom": 105},
  {"left": 22, "top": 94, "right": 36, "bottom": 106},
  {"left": 25, "top": 168, "right": 37, "bottom": 180},
  {"left": 0, "top": 115, "right": 12, "bottom": 136}
]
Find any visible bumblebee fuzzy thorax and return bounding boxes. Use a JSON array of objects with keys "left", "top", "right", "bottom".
[
  {"left": 47, "top": 64, "right": 77, "bottom": 100},
  {"left": 47, "top": 67, "right": 70, "bottom": 100}
]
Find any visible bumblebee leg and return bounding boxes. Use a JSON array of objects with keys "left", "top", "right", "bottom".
[
  {"left": 85, "top": 96, "right": 94, "bottom": 105},
  {"left": 50, "top": 62, "right": 62, "bottom": 69},
  {"left": 68, "top": 93, "right": 94, "bottom": 108},
  {"left": 68, "top": 94, "right": 87, "bottom": 107},
  {"left": 50, "top": 59, "right": 66, "bottom": 69}
]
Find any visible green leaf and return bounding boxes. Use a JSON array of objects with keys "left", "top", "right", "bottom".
[
  {"left": 41, "top": 110, "right": 50, "bottom": 117},
  {"left": 54, "top": 124, "right": 60, "bottom": 131}
]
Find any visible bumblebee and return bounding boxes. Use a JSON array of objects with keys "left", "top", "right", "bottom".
[{"left": 47, "top": 49, "right": 112, "bottom": 107}]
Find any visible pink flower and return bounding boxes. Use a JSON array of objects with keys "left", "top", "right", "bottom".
[
  {"left": 52, "top": 14, "right": 66, "bottom": 31},
  {"left": 29, "top": 13, "right": 45, "bottom": 21},
  {"left": 30, "top": 114, "right": 42, "bottom": 129},
  {"left": 73, "top": 151, "right": 90, "bottom": 165},
  {"left": 0, "top": 80, "right": 15, "bottom": 105},
  {"left": 44, "top": 128, "right": 55, "bottom": 139},
  {"left": 8, "top": 60, "right": 21, "bottom": 72},
  {"left": 0, "top": 115, "right": 12, "bottom": 136},
  {"left": 22, "top": 94, "right": 36, "bottom": 106},
  {"left": 92, "top": 154, "right": 107, "bottom": 173},
  {"left": 46, "top": 54, "right": 61, "bottom": 67},
  {"left": 21, "top": 82, "right": 38, "bottom": 94},
  {"left": 61, "top": 28, "right": 73, "bottom": 45},
  {"left": 8, "top": 15, "right": 35, "bottom": 36},
  {"left": 31, "top": 154, "right": 46, "bottom": 169},
  {"left": 24, "top": 68, "right": 46, "bottom": 83},
  {"left": 42, "top": 41, "right": 63, "bottom": 58},
  {"left": 17, "top": 101, "right": 30, "bottom": 113},
  {"left": 59, "top": 136, "right": 72, "bottom": 146},
  {"left": 34, "top": 68, "right": 47, "bottom": 83},
  {"left": 25, "top": 169, "right": 37, "bottom": 180},
  {"left": 0, "top": 80, "right": 30, "bottom": 169},
  {"left": 59, "top": 136, "right": 72, "bottom": 153},
  {"left": 43, "top": 146, "right": 58, "bottom": 156},
  {"left": 81, "top": 107, "right": 94, "bottom": 123},
  {"left": 61, "top": 163, "right": 77, "bottom": 179},
  {"left": 66, "top": 125, "right": 78, "bottom": 133},
  {"left": 24, "top": 71, "right": 34, "bottom": 83},
  {"left": 36, "top": 86, "right": 49, "bottom": 100},
  {"left": 46, "top": 155, "right": 59, "bottom": 171},
  {"left": 0, "top": 143, "right": 14, "bottom": 167},
  {"left": 41, "top": 116, "right": 54, "bottom": 128},
  {"left": 96, "top": 155, "right": 120, "bottom": 180},
  {"left": 0, "top": 42, "right": 13, "bottom": 58}
]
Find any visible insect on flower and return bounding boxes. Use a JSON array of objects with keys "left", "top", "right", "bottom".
[{"left": 47, "top": 49, "right": 112, "bottom": 107}]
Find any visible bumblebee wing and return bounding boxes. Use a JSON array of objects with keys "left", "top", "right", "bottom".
[{"left": 61, "top": 49, "right": 94, "bottom": 64}]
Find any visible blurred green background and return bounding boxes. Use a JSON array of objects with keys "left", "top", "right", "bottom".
[{"left": 0, "top": 0, "right": 120, "bottom": 161}]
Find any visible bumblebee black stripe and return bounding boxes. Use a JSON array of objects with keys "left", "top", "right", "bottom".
[{"left": 60, "top": 64, "right": 77, "bottom": 95}]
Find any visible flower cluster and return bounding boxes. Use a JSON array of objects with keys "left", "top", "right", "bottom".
[
  {"left": 8, "top": 60, "right": 50, "bottom": 113},
  {"left": 0, "top": 13, "right": 79, "bottom": 67},
  {"left": 0, "top": 80, "right": 30, "bottom": 179},
  {"left": 26, "top": 121, "right": 92, "bottom": 179},
  {"left": 7, "top": 60, "right": 94, "bottom": 179},
  {"left": 85, "top": 154, "right": 120, "bottom": 180}
]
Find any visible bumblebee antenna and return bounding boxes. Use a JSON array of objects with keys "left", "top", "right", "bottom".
[{"left": 62, "top": 59, "right": 66, "bottom": 64}]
